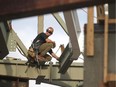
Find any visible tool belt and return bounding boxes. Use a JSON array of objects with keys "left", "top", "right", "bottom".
[
  {"left": 27, "top": 42, "right": 40, "bottom": 58},
  {"left": 27, "top": 46, "right": 44, "bottom": 61},
  {"left": 27, "top": 47, "right": 36, "bottom": 58},
  {"left": 27, "top": 42, "right": 52, "bottom": 62}
]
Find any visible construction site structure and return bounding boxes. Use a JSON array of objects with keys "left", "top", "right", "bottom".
[{"left": 0, "top": 0, "right": 115, "bottom": 87}]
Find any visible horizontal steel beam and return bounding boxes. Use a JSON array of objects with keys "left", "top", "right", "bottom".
[
  {"left": 0, "top": 0, "right": 114, "bottom": 20},
  {"left": 0, "top": 60, "right": 83, "bottom": 81},
  {"left": 36, "top": 80, "right": 83, "bottom": 87}
]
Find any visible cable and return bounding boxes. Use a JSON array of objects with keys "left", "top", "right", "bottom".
[
  {"left": 78, "top": 57, "right": 84, "bottom": 60},
  {"left": 81, "top": 8, "right": 97, "bottom": 19},
  {"left": 55, "top": 45, "right": 61, "bottom": 54}
]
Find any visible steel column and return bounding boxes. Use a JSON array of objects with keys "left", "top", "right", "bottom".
[{"left": 0, "top": 0, "right": 114, "bottom": 20}]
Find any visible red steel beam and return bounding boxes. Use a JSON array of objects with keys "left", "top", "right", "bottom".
[{"left": 0, "top": 0, "right": 114, "bottom": 20}]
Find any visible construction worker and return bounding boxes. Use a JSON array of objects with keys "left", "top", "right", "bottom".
[{"left": 27, "top": 27, "right": 59, "bottom": 66}]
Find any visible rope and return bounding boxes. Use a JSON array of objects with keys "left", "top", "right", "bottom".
[
  {"left": 81, "top": 8, "right": 97, "bottom": 19},
  {"left": 55, "top": 45, "right": 61, "bottom": 54}
]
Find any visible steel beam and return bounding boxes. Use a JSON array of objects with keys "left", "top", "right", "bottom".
[
  {"left": 58, "top": 10, "right": 81, "bottom": 74},
  {"left": 63, "top": 10, "right": 80, "bottom": 60},
  {"left": 0, "top": 22, "right": 9, "bottom": 58},
  {"left": 0, "top": 60, "right": 83, "bottom": 81},
  {"left": 10, "top": 29, "right": 28, "bottom": 57},
  {"left": 0, "top": 21, "right": 28, "bottom": 58},
  {"left": 36, "top": 80, "right": 83, "bottom": 87},
  {"left": 0, "top": 0, "right": 114, "bottom": 20},
  {"left": 38, "top": 15, "right": 44, "bottom": 34},
  {"left": 58, "top": 43, "right": 73, "bottom": 74},
  {"left": 52, "top": 13, "right": 68, "bottom": 35},
  {"left": 96, "top": 5, "right": 105, "bottom": 21}
]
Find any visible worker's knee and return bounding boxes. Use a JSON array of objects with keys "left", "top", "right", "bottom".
[
  {"left": 47, "top": 43, "right": 54, "bottom": 48},
  {"left": 39, "top": 42, "right": 55, "bottom": 53}
]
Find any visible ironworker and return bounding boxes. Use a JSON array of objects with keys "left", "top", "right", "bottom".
[{"left": 27, "top": 27, "right": 59, "bottom": 66}]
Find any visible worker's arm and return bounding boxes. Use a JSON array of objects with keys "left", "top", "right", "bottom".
[
  {"left": 51, "top": 52, "right": 59, "bottom": 60},
  {"left": 46, "top": 38, "right": 54, "bottom": 43},
  {"left": 49, "top": 49, "right": 59, "bottom": 60}
]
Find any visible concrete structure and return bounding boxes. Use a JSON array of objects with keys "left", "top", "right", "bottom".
[{"left": 84, "top": 24, "right": 116, "bottom": 87}]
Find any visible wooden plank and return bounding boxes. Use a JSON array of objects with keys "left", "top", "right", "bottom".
[
  {"left": 107, "top": 74, "right": 116, "bottom": 81},
  {"left": 86, "top": 6, "right": 94, "bottom": 56},
  {"left": 103, "top": 15, "right": 108, "bottom": 83},
  {"left": 108, "top": 19, "right": 116, "bottom": 24},
  {"left": 0, "top": 0, "right": 114, "bottom": 20}
]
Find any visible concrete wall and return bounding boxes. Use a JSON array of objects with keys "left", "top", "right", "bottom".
[{"left": 84, "top": 24, "right": 116, "bottom": 87}]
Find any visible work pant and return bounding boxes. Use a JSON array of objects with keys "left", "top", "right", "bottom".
[{"left": 38, "top": 42, "right": 54, "bottom": 62}]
